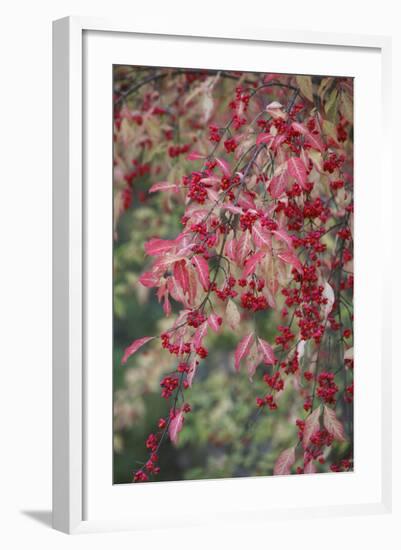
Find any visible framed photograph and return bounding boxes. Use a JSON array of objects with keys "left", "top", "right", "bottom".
[{"left": 52, "top": 16, "right": 392, "bottom": 534}]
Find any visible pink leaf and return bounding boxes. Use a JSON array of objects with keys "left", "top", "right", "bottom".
[
  {"left": 149, "top": 181, "right": 178, "bottom": 193},
  {"left": 303, "top": 406, "right": 321, "bottom": 449},
  {"left": 222, "top": 204, "right": 243, "bottom": 215},
  {"left": 256, "top": 132, "right": 274, "bottom": 146},
  {"left": 191, "top": 254, "right": 210, "bottom": 291},
  {"left": 269, "top": 170, "right": 288, "bottom": 198},
  {"left": 252, "top": 221, "right": 271, "bottom": 249},
  {"left": 242, "top": 251, "right": 266, "bottom": 278},
  {"left": 234, "top": 333, "right": 254, "bottom": 372},
  {"left": 323, "top": 405, "right": 346, "bottom": 442},
  {"left": 144, "top": 238, "right": 176, "bottom": 256},
  {"left": 291, "top": 121, "right": 308, "bottom": 135},
  {"left": 272, "top": 228, "right": 293, "bottom": 249},
  {"left": 278, "top": 250, "right": 303, "bottom": 274},
  {"left": 274, "top": 447, "right": 295, "bottom": 476},
  {"left": 173, "top": 260, "right": 189, "bottom": 295},
  {"left": 187, "top": 357, "right": 199, "bottom": 387},
  {"left": 225, "top": 238, "right": 237, "bottom": 262},
  {"left": 215, "top": 157, "right": 231, "bottom": 177},
  {"left": 237, "top": 192, "right": 256, "bottom": 211},
  {"left": 163, "top": 294, "right": 171, "bottom": 317},
  {"left": 206, "top": 188, "right": 220, "bottom": 203},
  {"left": 208, "top": 313, "right": 222, "bottom": 332},
  {"left": 258, "top": 338, "right": 276, "bottom": 365},
  {"left": 187, "top": 151, "right": 204, "bottom": 161},
  {"left": 169, "top": 410, "right": 184, "bottom": 445},
  {"left": 167, "top": 276, "right": 185, "bottom": 303},
  {"left": 287, "top": 157, "right": 308, "bottom": 189},
  {"left": 305, "top": 133, "right": 325, "bottom": 153},
  {"left": 304, "top": 459, "right": 317, "bottom": 474},
  {"left": 236, "top": 231, "right": 251, "bottom": 266},
  {"left": 121, "top": 336, "right": 155, "bottom": 365},
  {"left": 193, "top": 322, "right": 208, "bottom": 349},
  {"left": 138, "top": 271, "right": 159, "bottom": 288}
]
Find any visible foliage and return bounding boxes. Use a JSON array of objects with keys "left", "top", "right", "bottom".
[{"left": 113, "top": 66, "right": 354, "bottom": 483}]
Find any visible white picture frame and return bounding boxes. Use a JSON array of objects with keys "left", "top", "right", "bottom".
[{"left": 52, "top": 16, "right": 392, "bottom": 534}]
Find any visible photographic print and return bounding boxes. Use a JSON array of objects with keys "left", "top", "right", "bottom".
[{"left": 113, "top": 65, "right": 354, "bottom": 484}]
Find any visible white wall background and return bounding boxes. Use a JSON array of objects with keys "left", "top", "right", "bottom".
[{"left": 0, "top": 0, "right": 399, "bottom": 548}]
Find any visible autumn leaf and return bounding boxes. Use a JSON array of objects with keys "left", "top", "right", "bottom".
[
  {"left": 149, "top": 181, "right": 178, "bottom": 193},
  {"left": 242, "top": 251, "right": 266, "bottom": 278},
  {"left": 287, "top": 157, "right": 308, "bottom": 189},
  {"left": 208, "top": 313, "right": 222, "bottom": 332},
  {"left": 225, "top": 300, "right": 241, "bottom": 330},
  {"left": 269, "top": 169, "right": 288, "bottom": 198},
  {"left": 215, "top": 157, "right": 231, "bottom": 177},
  {"left": 144, "top": 238, "right": 176, "bottom": 256},
  {"left": 191, "top": 254, "right": 210, "bottom": 291},
  {"left": 258, "top": 338, "right": 276, "bottom": 365},
  {"left": 193, "top": 322, "right": 208, "bottom": 349},
  {"left": 323, "top": 405, "right": 346, "bottom": 442},
  {"left": 121, "top": 336, "right": 155, "bottom": 365},
  {"left": 277, "top": 250, "right": 303, "bottom": 274},
  {"left": 303, "top": 406, "right": 321, "bottom": 448},
  {"left": 273, "top": 447, "right": 295, "bottom": 475},
  {"left": 169, "top": 410, "right": 184, "bottom": 445},
  {"left": 234, "top": 333, "right": 254, "bottom": 372},
  {"left": 252, "top": 221, "right": 271, "bottom": 249}
]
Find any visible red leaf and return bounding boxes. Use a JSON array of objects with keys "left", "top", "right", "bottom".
[
  {"left": 191, "top": 254, "right": 210, "bottom": 291},
  {"left": 215, "top": 157, "right": 231, "bottom": 177},
  {"left": 269, "top": 169, "right": 288, "bottom": 198},
  {"left": 138, "top": 271, "right": 159, "bottom": 288},
  {"left": 258, "top": 338, "right": 276, "bottom": 365},
  {"left": 193, "top": 322, "right": 208, "bottom": 349},
  {"left": 167, "top": 276, "right": 185, "bottom": 303},
  {"left": 242, "top": 251, "right": 265, "bottom": 278},
  {"left": 225, "top": 238, "right": 237, "bottom": 262},
  {"left": 303, "top": 406, "right": 321, "bottom": 449},
  {"left": 144, "top": 238, "right": 175, "bottom": 256},
  {"left": 237, "top": 192, "right": 256, "bottom": 211},
  {"left": 149, "top": 181, "right": 178, "bottom": 193},
  {"left": 173, "top": 260, "right": 189, "bottom": 295},
  {"left": 187, "top": 357, "right": 199, "bottom": 387},
  {"left": 278, "top": 250, "right": 303, "bottom": 274},
  {"left": 236, "top": 231, "right": 251, "bottom": 266},
  {"left": 287, "top": 157, "right": 308, "bottom": 189},
  {"left": 305, "top": 133, "right": 325, "bottom": 153},
  {"left": 187, "top": 151, "right": 204, "bottom": 161},
  {"left": 291, "top": 121, "right": 308, "bottom": 135},
  {"left": 234, "top": 333, "right": 254, "bottom": 372},
  {"left": 256, "top": 132, "right": 274, "bottom": 146},
  {"left": 323, "top": 405, "right": 346, "bottom": 441},
  {"left": 272, "top": 228, "right": 293, "bottom": 249},
  {"left": 252, "top": 221, "right": 271, "bottom": 249},
  {"left": 274, "top": 447, "right": 295, "bottom": 476},
  {"left": 121, "top": 336, "right": 155, "bottom": 365},
  {"left": 163, "top": 294, "right": 171, "bottom": 317},
  {"left": 208, "top": 313, "right": 222, "bottom": 332},
  {"left": 169, "top": 410, "right": 184, "bottom": 445}
]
